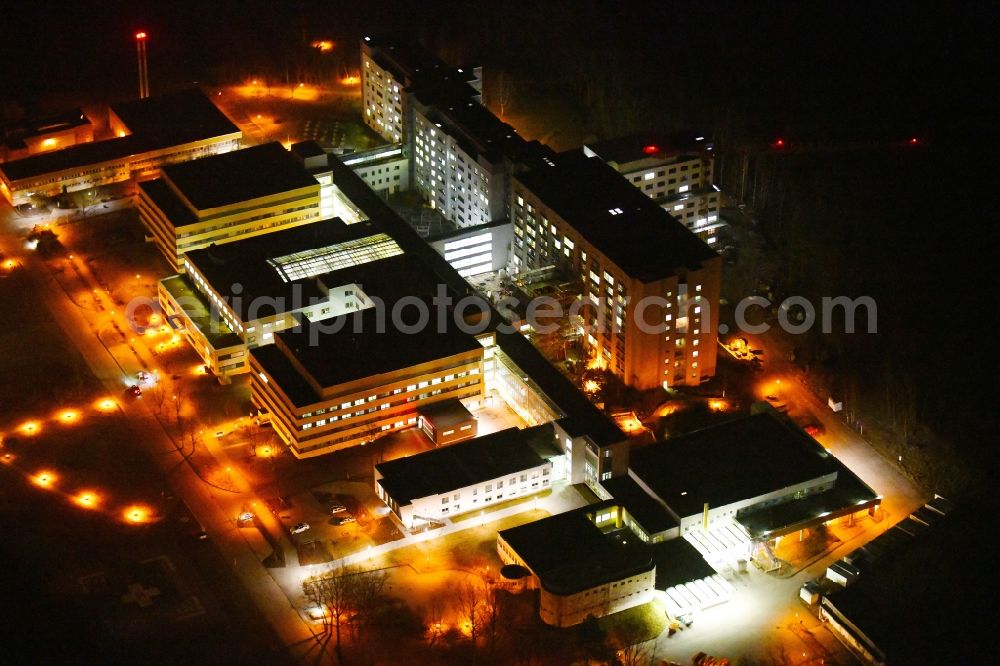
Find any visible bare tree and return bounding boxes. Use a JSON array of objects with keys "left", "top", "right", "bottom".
[
  {"left": 303, "top": 565, "right": 389, "bottom": 662},
  {"left": 482, "top": 585, "right": 508, "bottom": 656},
  {"left": 304, "top": 565, "right": 356, "bottom": 661},
  {"left": 350, "top": 566, "right": 389, "bottom": 642},
  {"left": 426, "top": 596, "right": 446, "bottom": 645},
  {"left": 453, "top": 579, "right": 487, "bottom": 664},
  {"left": 147, "top": 381, "right": 167, "bottom": 417}
]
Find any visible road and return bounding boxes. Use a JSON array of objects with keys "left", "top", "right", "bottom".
[{"left": 2, "top": 212, "right": 335, "bottom": 664}]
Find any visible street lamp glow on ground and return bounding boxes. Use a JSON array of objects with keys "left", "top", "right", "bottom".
[
  {"left": 20, "top": 420, "right": 41, "bottom": 436},
  {"left": 32, "top": 470, "right": 57, "bottom": 489},
  {"left": 123, "top": 504, "right": 153, "bottom": 524},
  {"left": 74, "top": 490, "right": 101, "bottom": 509}
]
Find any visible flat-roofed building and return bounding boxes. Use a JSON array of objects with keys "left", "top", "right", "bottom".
[
  {"left": 360, "top": 35, "right": 483, "bottom": 145},
  {"left": 511, "top": 151, "right": 722, "bottom": 389},
  {"left": 361, "top": 35, "right": 548, "bottom": 229},
  {"left": 278, "top": 150, "right": 629, "bottom": 469},
  {"left": 0, "top": 88, "right": 241, "bottom": 206},
  {"left": 621, "top": 412, "right": 879, "bottom": 559},
  {"left": 1, "top": 109, "right": 95, "bottom": 163},
  {"left": 583, "top": 132, "right": 724, "bottom": 244},
  {"left": 375, "top": 425, "right": 552, "bottom": 528},
  {"left": 137, "top": 142, "right": 321, "bottom": 270},
  {"left": 416, "top": 399, "right": 477, "bottom": 445},
  {"left": 249, "top": 308, "right": 486, "bottom": 458},
  {"left": 158, "top": 219, "right": 413, "bottom": 381},
  {"left": 497, "top": 502, "right": 656, "bottom": 626}
]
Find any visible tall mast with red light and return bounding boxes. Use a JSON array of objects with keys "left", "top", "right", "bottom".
[{"left": 135, "top": 31, "right": 150, "bottom": 99}]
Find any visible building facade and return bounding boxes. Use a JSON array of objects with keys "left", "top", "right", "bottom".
[
  {"left": 0, "top": 89, "right": 241, "bottom": 206},
  {"left": 583, "top": 133, "right": 725, "bottom": 244},
  {"left": 158, "top": 221, "right": 407, "bottom": 381},
  {"left": 249, "top": 316, "right": 486, "bottom": 458},
  {"left": 511, "top": 153, "right": 721, "bottom": 389},
  {"left": 136, "top": 142, "right": 322, "bottom": 271},
  {"left": 375, "top": 426, "right": 553, "bottom": 529}
]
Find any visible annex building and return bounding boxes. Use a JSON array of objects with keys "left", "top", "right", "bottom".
[
  {"left": 250, "top": 309, "right": 487, "bottom": 458},
  {"left": 0, "top": 88, "right": 241, "bottom": 206},
  {"left": 375, "top": 425, "right": 553, "bottom": 528},
  {"left": 138, "top": 142, "right": 321, "bottom": 270}
]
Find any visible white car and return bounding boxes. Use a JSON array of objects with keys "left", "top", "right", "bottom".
[
  {"left": 291, "top": 522, "right": 310, "bottom": 534},
  {"left": 328, "top": 504, "right": 347, "bottom": 514}
]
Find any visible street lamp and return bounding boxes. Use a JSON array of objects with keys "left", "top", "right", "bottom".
[{"left": 135, "top": 274, "right": 140, "bottom": 289}]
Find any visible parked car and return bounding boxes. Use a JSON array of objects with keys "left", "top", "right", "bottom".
[
  {"left": 330, "top": 516, "right": 355, "bottom": 526},
  {"left": 127, "top": 385, "right": 142, "bottom": 398},
  {"left": 328, "top": 504, "right": 347, "bottom": 514},
  {"left": 291, "top": 522, "right": 310, "bottom": 534}
]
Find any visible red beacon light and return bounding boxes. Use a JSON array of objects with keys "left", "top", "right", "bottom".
[
  {"left": 135, "top": 31, "right": 147, "bottom": 40},
  {"left": 774, "top": 138, "right": 786, "bottom": 148},
  {"left": 908, "top": 137, "right": 920, "bottom": 145},
  {"left": 642, "top": 144, "right": 659, "bottom": 155}
]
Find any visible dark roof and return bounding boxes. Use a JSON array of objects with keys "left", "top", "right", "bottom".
[
  {"left": 600, "top": 475, "right": 679, "bottom": 535},
  {"left": 161, "top": 142, "right": 317, "bottom": 210},
  {"left": 649, "top": 538, "right": 717, "bottom": 591},
  {"left": 416, "top": 399, "right": 474, "bottom": 430},
  {"left": 498, "top": 504, "right": 654, "bottom": 595},
  {"left": 584, "top": 131, "right": 712, "bottom": 166},
  {"left": 822, "top": 506, "right": 989, "bottom": 663},
  {"left": 2, "top": 108, "right": 90, "bottom": 150},
  {"left": 251, "top": 306, "right": 482, "bottom": 404},
  {"left": 137, "top": 178, "right": 197, "bottom": 227},
  {"left": 413, "top": 94, "right": 548, "bottom": 166},
  {"left": 1, "top": 134, "right": 148, "bottom": 181},
  {"left": 375, "top": 426, "right": 550, "bottom": 505},
  {"left": 363, "top": 34, "right": 479, "bottom": 88},
  {"left": 363, "top": 34, "right": 549, "bottom": 167},
  {"left": 289, "top": 140, "right": 325, "bottom": 159},
  {"left": 110, "top": 88, "right": 239, "bottom": 145},
  {"left": 1, "top": 90, "right": 238, "bottom": 183},
  {"left": 323, "top": 153, "right": 625, "bottom": 446},
  {"left": 514, "top": 151, "right": 717, "bottom": 282},
  {"left": 629, "top": 412, "right": 837, "bottom": 518},
  {"left": 736, "top": 465, "right": 879, "bottom": 538},
  {"left": 182, "top": 219, "right": 434, "bottom": 321}
]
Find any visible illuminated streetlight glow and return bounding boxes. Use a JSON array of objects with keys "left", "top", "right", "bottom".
[
  {"left": 96, "top": 397, "right": 118, "bottom": 412},
  {"left": 74, "top": 491, "right": 101, "bottom": 509},
  {"left": 123, "top": 504, "right": 152, "bottom": 524},
  {"left": 20, "top": 421, "right": 41, "bottom": 436},
  {"left": 32, "top": 470, "right": 57, "bottom": 489},
  {"left": 58, "top": 409, "right": 81, "bottom": 424}
]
